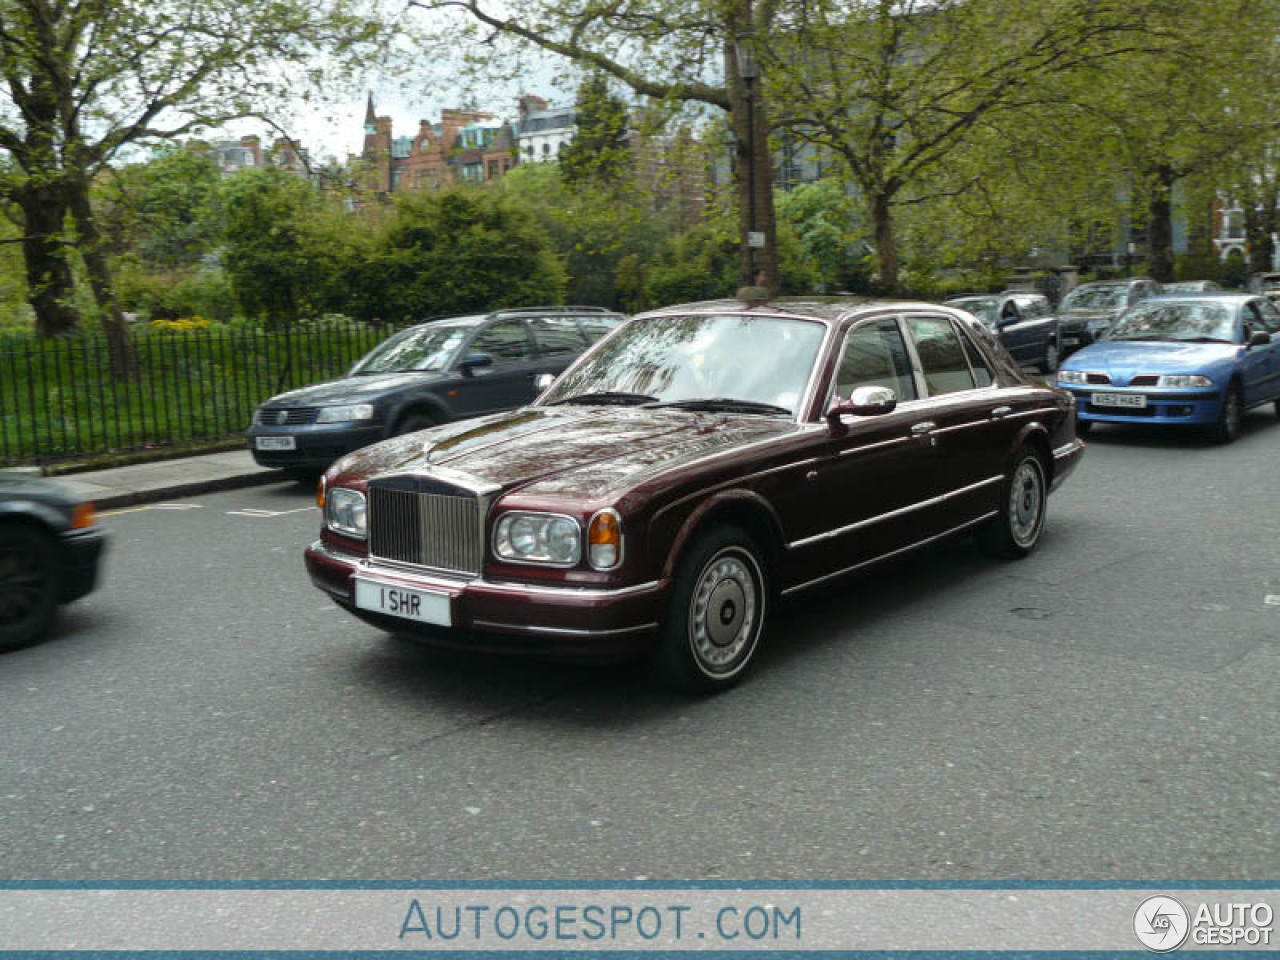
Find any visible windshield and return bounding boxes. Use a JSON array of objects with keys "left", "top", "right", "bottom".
[
  {"left": 349, "top": 323, "right": 471, "bottom": 374},
  {"left": 947, "top": 298, "right": 999, "bottom": 328},
  {"left": 1061, "top": 285, "right": 1127, "bottom": 311},
  {"left": 1106, "top": 301, "right": 1237, "bottom": 342},
  {"left": 539, "top": 314, "right": 827, "bottom": 416}
]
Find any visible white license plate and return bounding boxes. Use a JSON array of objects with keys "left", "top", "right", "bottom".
[
  {"left": 1062, "top": 337, "right": 1080, "bottom": 346},
  {"left": 255, "top": 436, "right": 296, "bottom": 451},
  {"left": 1093, "top": 392, "right": 1147, "bottom": 409},
  {"left": 354, "top": 578, "right": 452, "bottom": 626}
]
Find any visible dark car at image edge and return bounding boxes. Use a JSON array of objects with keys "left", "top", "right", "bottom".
[
  {"left": 0, "top": 474, "right": 106, "bottom": 651},
  {"left": 247, "top": 306, "right": 624, "bottom": 478}
]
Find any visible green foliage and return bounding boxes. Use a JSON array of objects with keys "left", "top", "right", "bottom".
[
  {"left": 98, "top": 147, "right": 224, "bottom": 271},
  {"left": 499, "top": 163, "right": 663, "bottom": 309},
  {"left": 346, "top": 188, "right": 566, "bottom": 322},
  {"left": 221, "top": 169, "right": 352, "bottom": 325},
  {"left": 559, "top": 75, "right": 631, "bottom": 187}
]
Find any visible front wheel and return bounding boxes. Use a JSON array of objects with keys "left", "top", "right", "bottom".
[
  {"left": 979, "top": 448, "right": 1048, "bottom": 559},
  {"left": 1038, "top": 341, "right": 1059, "bottom": 374},
  {"left": 653, "top": 526, "right": 768, "bottom": 693},
  {"left": 1209, "top": 384, "right": 1242, "bottom": 444},
  {"left": 0, "top": 522, "right": 61, "bottom": 652}
]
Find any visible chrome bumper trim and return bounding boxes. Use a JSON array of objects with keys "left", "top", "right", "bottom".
[
  {"left": 470, "top": 621, "right": 659, "bottom": 638},
  {"left": 309, "top": 541, "right": 663, "bottom": 599}
]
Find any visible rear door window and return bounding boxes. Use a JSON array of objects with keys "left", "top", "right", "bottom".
[
  {"left": 905, "top": 316, "right": 976, "bottom": 396},
  {"left": 528, "top": 316, "right": 588, "bottom": 356}
]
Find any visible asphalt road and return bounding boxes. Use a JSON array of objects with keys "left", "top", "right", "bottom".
[{"left": 3, "top": 412, "right": 1279, "bottom": 881}]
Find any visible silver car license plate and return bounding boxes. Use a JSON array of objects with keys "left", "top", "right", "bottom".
[
  {"left": 1062, "top": 337, "right": 1080, "bottom": 346},
  {"left": 354, "top": 577, "right": 452, "bottom": 626},
  {"left": 1092, "top": 392, "right": 1147, "bottom": 409},
  {"left": 255, "top": 436, "right": 296, "bottom": 450}
]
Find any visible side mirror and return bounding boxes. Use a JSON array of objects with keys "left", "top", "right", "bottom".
[
  {"left": 459, "top": 352, "right": 494, "bottom": 377},
  {"left": 1248, "top": 330, "right": 1271, "bottom": 348},
  {"left": 534, "top": 372, "right": 556, "bottom": 393},
  {"left": 826, "top": 385, "right": 897, "bottom": 433}
]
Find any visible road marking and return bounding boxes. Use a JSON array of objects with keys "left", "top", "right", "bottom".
[
  {"left": 100, "top": 503, "right": 204, "bottom": 517},
  {"left": 1265, "top": 595, "right": 1280, "bottom": 606},
  {"left": 226, "top": 506, "right": 319, "bottom": 518}
]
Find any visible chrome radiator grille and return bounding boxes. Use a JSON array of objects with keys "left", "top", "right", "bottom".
[{"left": 368, "top": 485, "right": 482, "bottom": 576}]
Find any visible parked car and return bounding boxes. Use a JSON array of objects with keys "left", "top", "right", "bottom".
[
  {"left": 305, "top": 297, "right": 1084, "bottom": 692},
  {"left": 1056, "top": 292, "right": 1280, "bottom": 442},
  {"left": 247, "top": 307, "right": 624, "bottom": 478},
  {"left": 1247, "top": 272, "right": 1280, "bottom": 302},
  {"left": 1057, "top": 277, "right": 1163, "bottom": 357},
  {"left": 1162, "top": 280, "right": 1221, "bottom": 293},
  {"left": 944, "top": 292, "right": 1060, "bottom": 372},
  {"left": 0, "top": 475, "right": 106, "bottom": 651}
]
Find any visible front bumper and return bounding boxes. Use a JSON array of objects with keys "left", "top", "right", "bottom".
[
  {"left": 59, "top": 527, "right": 105, "bottom": 604},
  {"left": 304, "top": 540, "right": 667, "bottom": 661},
  {"left": 1060, "top": 386, "right": 1223, "bottom": 426},
  {"left": 246, "top": 423, "right": 385, "bottom": 470}
]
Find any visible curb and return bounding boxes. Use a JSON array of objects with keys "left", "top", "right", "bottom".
[{"left": 92, "top": 469, "right": 294, "bottom": 511}]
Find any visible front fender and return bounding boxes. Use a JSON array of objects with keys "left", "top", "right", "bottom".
[{"left": 659, "top": 488, "right": 786, "bottom": 582}]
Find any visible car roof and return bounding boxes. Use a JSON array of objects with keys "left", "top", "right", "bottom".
[
  {"left": 1145, "top": 292, "right": 1251, "bottom": 302},
  {"left": 409, "top": 306, "right": 625, "bottom": 332},
  {"left": 636, "top": 296, "right": 943, "bottom": 324}
]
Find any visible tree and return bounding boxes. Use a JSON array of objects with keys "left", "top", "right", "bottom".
[
  {"left": 346, "top": 189, "right": 567, "bottom": 322},
  {"left": 764, "top": 0, "right": 1166, "bottom": 292},
  {"left": 411, "top": 0, "right": 781, "bottom": 295},
  {"left": 559, "top": 75, "right": 631, "bottom": 187},
  {"left": 0, "top": 0, "right": 382, "bottom": 364}
]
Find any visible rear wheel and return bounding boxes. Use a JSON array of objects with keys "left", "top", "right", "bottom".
[
  {"left": 0, "top": 523, "right": 60, "bottom": 652},
  {"left": 1209, "top": 384, "right": 1242, "bottom": 444},
  {"left": 1273, "top": 397, "right": 1280, "bottom": 417},
  {"left": 653, "top": 526, "right": 768, "bottom": 693},
  {"left": 979, "top": 447, "right": 1048, "bottom": 559}
]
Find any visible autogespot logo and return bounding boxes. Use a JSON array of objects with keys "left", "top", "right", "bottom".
[{"left": 1134, "top": 896, "right": 1191, "bottom": 952}]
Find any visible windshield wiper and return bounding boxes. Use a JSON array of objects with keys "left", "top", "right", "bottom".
[
  {"left": 1173, "top": 336, "right": 1233, "bottom": 344},
  {"left": 549, "top": 391, "right": 659, "bottom": 406},
  {"left": 1110, "top": 334, "right": 1167, "bottom": 341},
  {"left": 646, "top": 397, "right": 792, "bottom": 416}
]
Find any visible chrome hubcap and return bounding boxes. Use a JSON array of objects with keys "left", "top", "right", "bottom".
[
  {"left": 689, "top": 550, "right": 760, "bottom": 675},
  {"left": 1009, "top": 459, "right": 1044, "bottom": 547}
]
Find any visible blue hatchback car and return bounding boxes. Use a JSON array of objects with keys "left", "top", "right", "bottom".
[{"left": 1056, "top": 293, "right": 1280, "bottom": 442}]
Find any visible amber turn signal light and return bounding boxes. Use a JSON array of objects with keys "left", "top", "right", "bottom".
[
  {"left": 315, "top": 475, "right": 326, "bottom": 510},
  {"left": 70, "top": 502, "right": 97, "bottom": 530},
  {"left": 587, "top": 510, "right": 622, "bottom": 570}
]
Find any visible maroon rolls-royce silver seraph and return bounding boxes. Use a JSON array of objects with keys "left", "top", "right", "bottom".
[{"left": 305, "top": 298, "right": 1085, "bottom": 691}]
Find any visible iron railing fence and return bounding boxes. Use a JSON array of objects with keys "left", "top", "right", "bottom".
[{"left": 0, "top": 322, "right": 407, "bottom": 467}]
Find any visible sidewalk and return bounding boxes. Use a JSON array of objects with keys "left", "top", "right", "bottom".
[{"left": 28, "top": 450, "right": 289, "bottom": 510}]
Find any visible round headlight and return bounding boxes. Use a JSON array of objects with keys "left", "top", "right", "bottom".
[
  {"left": 509, "top": 516, "right": 539, "bottom": 556},
  {"left": 546, "top": 518, "right": 581, "bottom": 563}
]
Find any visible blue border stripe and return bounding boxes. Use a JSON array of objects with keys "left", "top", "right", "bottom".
[
  {"left": 0, "top": 880, "right": 1276, "bottom": 890},
  {"left": 3, "top": 954, "right": 1271, "bottom": 960}
]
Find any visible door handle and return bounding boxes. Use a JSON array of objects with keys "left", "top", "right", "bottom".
[
  {"left": 991, "top": 406, "right": 1013, "bottom": 420},
  {"left": 910, "top": 421, "right": 936, "bottom": 436}
]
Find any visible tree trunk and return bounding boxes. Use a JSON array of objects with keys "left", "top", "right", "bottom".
[
  {"left": 66, "top": 172, "right": 136, "bottom": 376},
  {"left": 1146, "top": 166, "right": 1176, "bottom": 283},
  {"left": 870, "top": 190, "right": 899, "bottom": 294},
  {"left": 727, "top": 36, "right": 779, "bottom": 297},
  {"left": 15, "top": 184, "right": 79, "bottom": 337}
]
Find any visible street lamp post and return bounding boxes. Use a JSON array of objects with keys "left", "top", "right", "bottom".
[{"left": 734, "top": 31, "right": 762, "bottom": 293}]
